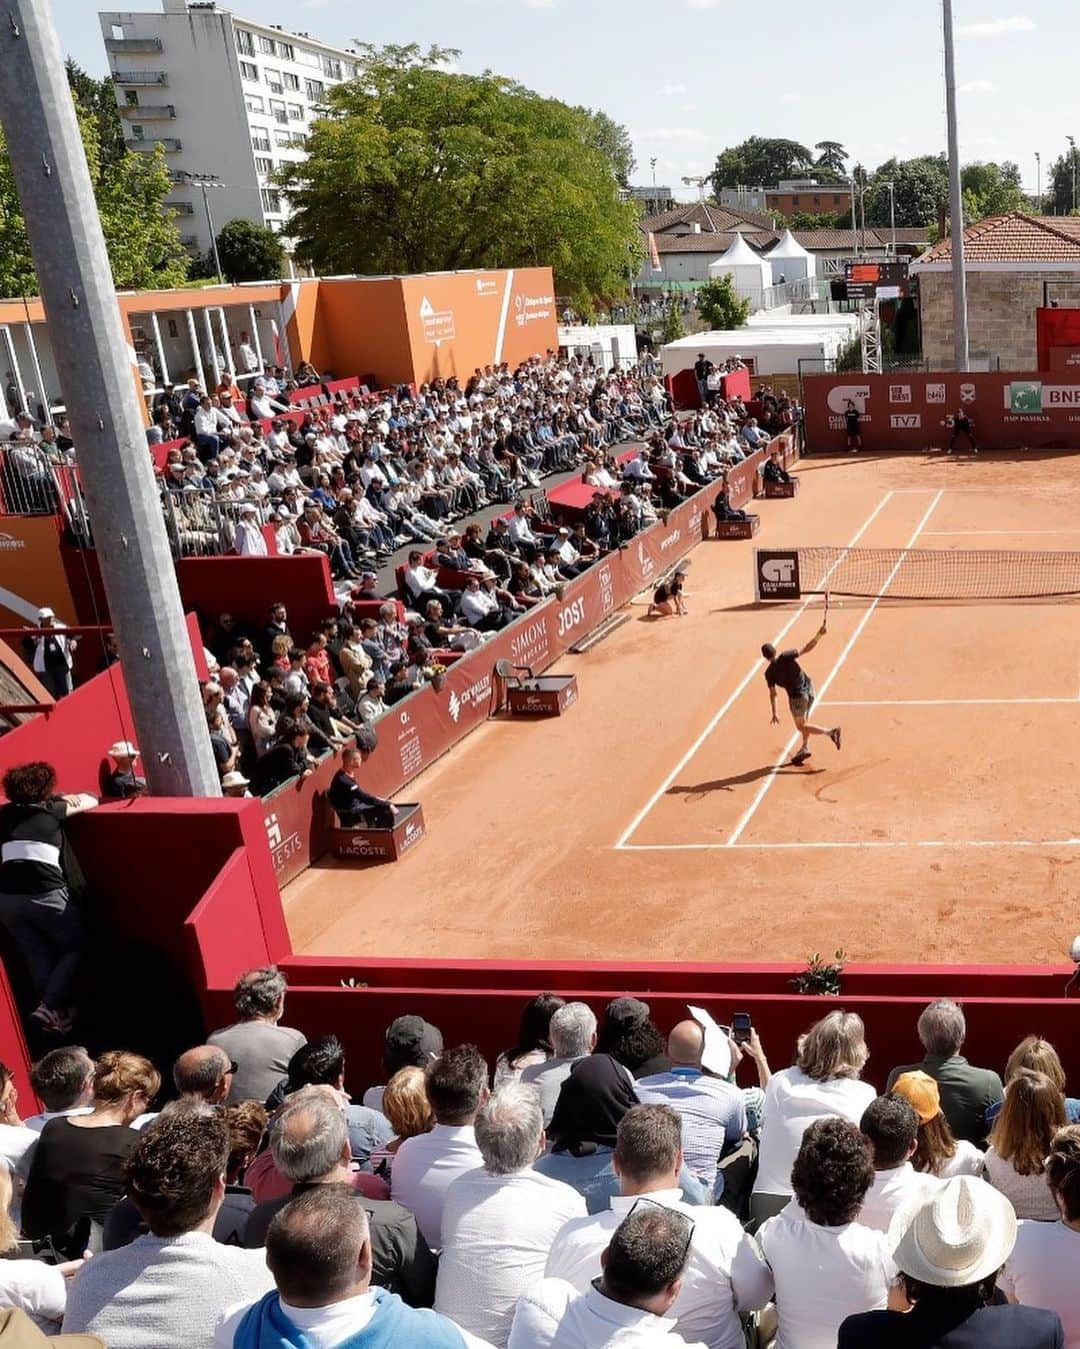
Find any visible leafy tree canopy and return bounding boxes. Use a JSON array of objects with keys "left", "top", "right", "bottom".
[
  {"left": 214, "top": 217, "right": 286, "bottom": 283},
  {"left": 0, "top": 80, "right": 188, "bottom": 299},
  {"left": 814, "top": 141, "right": 848, "bottom": 175},
  {"left": 695, "top": 274, "right": 750, "bottom": 331},
  {"left": 279, "top": 43, "right": 641, "bottom": 310},
  {"left": 709, "top": 136, "right": 816, "bottom": 191}
]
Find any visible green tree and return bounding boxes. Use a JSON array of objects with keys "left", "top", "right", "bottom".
[
  {"left": 660, "top": 297, "right": 685, "bottom": 343},
  {"left": 863, "top": 156, "right": 949, "bottom": 229},
  {"left": 779, "top": 209, "right": 845, "bottom": 231},
  {"left": 708, "top": 136, "right": 815, "bottom": 191},
  {"left": 278, "top": 44, "right": 641, "bottom": 310},
  {"left": 577, "top": 107, "right": 635, "bottom": 187},
  {"left": 695, "top": 274, "right": 750, "bottom": 330},
  {"left": 214, "top": 217, "right": 285, "bottom": 282},
  {"left": 961, "top": 160, "right": 1026, "bottom": 221},
  {"left": 0, "top": 105, "right": 187, "bottom": 297},
  {"left": 1046, "top": 153, "right": 1079, "bottom": 215},
  {"left": 65, "top": 60, "right": 125, "bottom": 169},
  {"left": 814, "top": 141, "right": 848, "bottom": 175}
]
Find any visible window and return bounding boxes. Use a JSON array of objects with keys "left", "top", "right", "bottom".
[
  {"left": 255, "top": 156, "right": 274, "bottom": 174},
  {"left": 257, "top": 35, "right": 277, "bottom": 56},
  {"left": 287, "top": 103, "right": 303, "bottom": 121},
  {"left": 110, "top": 23, "right": 124, "bottom": 40},
  {"left": 304, "top": 78, "right": 324, "bottom": 101},
  {"left": 283, "top": 71, "right": 299, "bottom": 91},
  {"left": 124, "top": 89, "right": 139, "bottom": 106},
  {"left": 274, "top": 128, "right": 292, "bottom": 147},
  {"left": 239, "top": 61, "right": 258, "bottom": 81},
  {"left": 791, "top": 195, "right": 800, "bottom": 206},
  {"left": 251, "top": 131, "right": 271, "bottom": 151},
  {"left": 295, "top": 48, "right": 321, "bottom": 69},
  {"left": 261, "top": 188, "right": 282, "bottom": 215},
  {"left": 265, "top": 68, "right": 283, "bottom": 93},
  {"left": 130, "top": 124, "right": 144, "bottom": 140},
  {"left": 321, "top": 56, "right": 342, "bottom": 80},
  {"left": 245, "top": 94, "right": 264, "bottom": 114},
  {"left": 289, "top": 132, "right": 306, "bottom": 148},
  {"left": 278, "top": 42, "right": 294, "bottom": 61},
  {"left": 235, "top": 28, "right": 255, "bottom": 56},
  {"left": 270, "top": 98, "right": 287, "bottom": 124}
]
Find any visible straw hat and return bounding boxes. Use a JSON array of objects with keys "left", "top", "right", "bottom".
[
  {"left": 108, "top": 741, "right": 139, "bottom": 759},
  {"left": 891, "top": 1070, "right": 941, "bottom": 1123},
  {"left": 890, "top": 1175, "right": 1017, "bottom": 1288}
]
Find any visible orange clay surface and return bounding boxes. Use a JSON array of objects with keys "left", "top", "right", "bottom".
[{"left": 284, "top": 453, "right": 1080, "bottom": 966}]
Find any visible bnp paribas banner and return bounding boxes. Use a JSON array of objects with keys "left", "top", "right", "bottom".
[{"left": 1005, "top": 380, "right": 1080, "bottom": 413}]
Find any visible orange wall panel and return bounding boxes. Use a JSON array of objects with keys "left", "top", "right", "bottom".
[
  {"left": 307, "top": 279, "right": 412, "bottom": 386},
  {"left": 0, "top": 516, "right": 77, "bottom": 627}
]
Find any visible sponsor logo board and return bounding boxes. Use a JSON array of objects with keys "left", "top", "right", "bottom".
[
  {"left": 756, "top": 550, "right": 801, "bottom": 601},
  {"left": 890, "top": 414, "right": 921, "bottom": 429}
]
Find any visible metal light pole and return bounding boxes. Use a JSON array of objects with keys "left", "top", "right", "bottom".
[
  {"left": 0, "top": 0, "right": 220, "bottom": 797},
  {"left": 182, "top": 172, "right": 226, "bottom": 282},
  {"left": 942, "top": 0, "right": 970, "bottom": 370},
  {"left": 1035, "top": 151, "right": 1041, "bottom": 214},
  {"left": 849, "top": 176, "right": 859, "bottom": 258},
  {"left": 1068, "top": 137, "right": 1077, "bottom": 213},
  {"left": 649, "top": 157, "right": 657, "bottom": 188},
  {"left": 886, "top": 181, "right": 896, "bottom": 256}
]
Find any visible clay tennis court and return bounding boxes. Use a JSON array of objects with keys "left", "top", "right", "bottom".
[{"left": 284, "top": 452, "right": 1080, "bottom": 967}]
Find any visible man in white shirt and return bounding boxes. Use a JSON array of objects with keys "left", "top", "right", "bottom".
[
  {"left": 545, "top": 1104, "right": 771, "bottom": 1349},
  {"left": 509, "top": 1204, "right": 707, "bottom": 1349},
  {"left": 234, "top": 504, "right": 268, "bottom": 557},
  {"left": 521, "top": 1003, "right": 596, "bottom": 1127},
  {"left": 249, "top": 381, "right": 289, "bottom": 421},
  {"left": 458, "top": 577, "right": 505, "bottom": 631},
  {"left": 193, "top": 397, "right": 233, "bottom": 459},
  {"left": 236, "top": 333, "right": 260, "bottom": 374},
  {"left": 403, "top": 551, "right": 454, "bottom": 614},
  {"left": 623, "top": 451, "right": 654, "bottom": 481},
  {"left": 436, "top": 1083, "right": 585, "bottom": 1346},
  {"left": 25, "top": 1045, "right": 94, "bottom": 1133},
  {"left": 857, "top": 1094, "right": 939, "bottom": 1234},
  {"left": 391, "top": 1045, "right": 487, "bottom": 1250},
  {"left": 507, "top": 502, "right": 540, "bottom": 550},
  {"left": 636, "top": 1022, "right": 746, "bottom": 1196},
  {"left": 216, "top": 1187, "right": 494, "bottom": 1348}
]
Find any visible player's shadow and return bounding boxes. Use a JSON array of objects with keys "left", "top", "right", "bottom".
[{"left": 669, "top": 764, "right": 824, "bottom": 798}]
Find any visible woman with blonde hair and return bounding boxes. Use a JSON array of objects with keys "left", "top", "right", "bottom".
[
  {"left": 22, "top": 1050, "right": 160, "bottom": 1248},
  {"left": 752, "top": 1010, "right": 876, "bottom": 1223},
  {"left": 989, "top": 1035, "right": 1080, "bottom": 1126},
  {"left": 984, "top": 1067, "right": 1065, "bottom": 1219},
  {"left": 369, "top": 1066, "right": 433, "bottom": 1180},
  {"left": 891, "top": 1070, "right": 983, "bottom": 1179},
  {"left": 1001, "top": 1123, "right": 1080, "bottom": 1343},
  {"left": 0, "top": 1162, "right": 85, "bottom": 1330}
]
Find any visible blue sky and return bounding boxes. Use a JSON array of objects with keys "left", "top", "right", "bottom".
[{"left": 56, "top": 0, "right": 1067, "bottom": 199}]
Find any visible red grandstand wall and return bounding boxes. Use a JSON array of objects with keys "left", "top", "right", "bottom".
[
  {"left": 804, "top": 371, "right": 1080, "bottom": 452},
  {"left": 1037, "top": 307, "right": 1080, "bottom": 371},
  {"left": 176, "top": 554, "right": 337, "bottom": 645}
]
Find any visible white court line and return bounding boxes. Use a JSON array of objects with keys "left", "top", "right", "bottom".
[
  {"left": 619, "top": 839, "right": 1080, "bottom": 852},
  {"left": 826, "top": 697, "right": 1080, "bottom": 707},
  {"left": 613, "top": 489, "right": 897, "bottom": 850},
  {"left": 921, "top": 529, "right": 1080, "bottom": 536},
  {"left": 725, "top": 489, "right": 945, "bottom": 848}
]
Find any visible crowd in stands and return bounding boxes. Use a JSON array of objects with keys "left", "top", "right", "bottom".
[{"left": 0, "top": 985, "right": 1069, "bottom": 1345}]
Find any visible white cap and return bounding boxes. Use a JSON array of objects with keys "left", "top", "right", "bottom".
[
  {"left": 108, "top": 740, "right": 139, "bottom": 759},
  {"left": 36, "top": 606, "right": 55, "bottom": 619},
  {"left": 221, "top": 770, "right": 250, "bottom": 788}
]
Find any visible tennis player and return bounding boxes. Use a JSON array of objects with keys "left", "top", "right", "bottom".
[{"left": 762, "top": 625, "right": 842, "bottom": 766}]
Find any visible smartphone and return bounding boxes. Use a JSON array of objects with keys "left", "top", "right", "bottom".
[{"left": 732, "top": 1012, "right": 752, "bottom": 1045}]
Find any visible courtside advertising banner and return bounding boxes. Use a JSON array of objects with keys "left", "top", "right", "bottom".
[
  {"left": 755, "top": 550, "right": 802, "bottom": 601},
  {"left": 804, "top": 372, "right": 1080, "bottom": 452}
]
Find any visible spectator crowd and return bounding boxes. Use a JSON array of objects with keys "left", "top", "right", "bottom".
[{"left": 0, "top": 985, "right": 1068, "bottom": 1346}]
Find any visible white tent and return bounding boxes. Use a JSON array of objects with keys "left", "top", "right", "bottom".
[
  {"left": 661, "top": 315, "right": 860, "bottom": 378},
  {"left": 706, "top": 234, "right": 772, "bottom": 310},
  {"left": 764, "top": 229, "right": 816, "bottom": 284}
]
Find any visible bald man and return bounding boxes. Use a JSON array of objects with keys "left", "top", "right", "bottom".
[
  {"left": 634, "top": 1020, "right": 746, "bottom": 1197},
  {"left": 173, "top": 1045, "right": 235, "bottom": 1105}
]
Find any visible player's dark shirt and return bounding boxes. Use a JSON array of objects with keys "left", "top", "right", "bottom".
[
  {"left": 954, "top": 414, "right": 971, "bottom": 433},
  {"left": 765, "top": 649, "right": 811, "bottom": 697},
  {"left": 653, "top": 578, "right": 682, "bottom": 605},
  {"left": 845, "top": 409, "right": 860, "bottom": 435}
]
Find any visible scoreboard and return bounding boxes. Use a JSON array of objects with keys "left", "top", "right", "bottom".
[{"left": 843, "top": 260, "right": 910, "bottom": 299}]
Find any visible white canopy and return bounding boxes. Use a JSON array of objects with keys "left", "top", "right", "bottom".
[
  {"left": 661, "top": 314, "right": 860, "bottom": 377},
  {"left": 707, "top": 234, "right": 772, "bottom": 309},
  {"left": 764, "top": 229, "right": 816, "bottom": 284}
]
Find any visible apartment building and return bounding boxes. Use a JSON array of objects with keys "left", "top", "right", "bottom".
[{"left": 99, "top": 0, "right": 359, "bottom": 257}]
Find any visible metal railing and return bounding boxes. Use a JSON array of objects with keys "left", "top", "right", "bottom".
[
  {"left": 112, "top": 70, "right": 167, "bottom": 85},
  {"left": 126, "top": 137, "right": 181, "bottom": 152},
  {"left": 120, "top": 104, "right": 175, "bottom": 119},
  {"left": 160, "top": 488, "right": 273, "bottom": 559},
  {"left": 105, "top": 36, "right": 163, "bottom": 52}
]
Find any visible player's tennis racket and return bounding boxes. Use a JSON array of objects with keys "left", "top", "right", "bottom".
[{"left": 822, "top": 589, "right": 831, "bottom": 629}]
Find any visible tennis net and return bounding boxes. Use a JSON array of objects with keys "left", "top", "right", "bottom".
[{"left": 791, "top": 547, "right": 1080, "bottom": 600}]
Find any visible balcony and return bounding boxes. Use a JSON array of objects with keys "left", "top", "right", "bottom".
[
  {"left": 165, "top": 200, "right": 194, "bottom": 214},
  {"left": 112, "top": 70, "right": 167, "bottom": 85},
  {"left": 120, "top": 104, "right": 175, "bottom": 119},
  {"left": 105, "top": 36, "right": 163, "bottom": 53},
  {"left": 126, "top": 137, "right": 181, "bottom": 153}
]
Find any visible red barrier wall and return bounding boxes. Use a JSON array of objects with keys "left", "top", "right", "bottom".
[
  {"left": 804, "top": 371, "right": 1080, "bottom": 453},
  {"left": 176, "top": 554, "right": 337, "bottom": 644},
  {"left": 1037, "top": 308, "right": 1080, "bottom": 371}
]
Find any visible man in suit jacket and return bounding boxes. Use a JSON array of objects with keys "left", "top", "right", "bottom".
[
  {"left": 886, "top": 1000, "right": 1003, "bottom": 1145},
  {"left": 838, "top": 1176, "right": 1062, "bottom": 1348}
]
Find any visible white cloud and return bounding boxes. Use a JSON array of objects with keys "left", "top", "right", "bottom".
[
  {"left": 631, "top": 127, "right": 706, "bottom": 141},
  {"left": 662, "top": 82, "right": 687, "bottom": 96},
  {"left": 959, "top": 79, "right": 995, "bottom": 92},
  {"left": 956, "top": 15, "right": 1035, "bottom": 37},
  {"left": 781, "top": 93, "right": 801, "bottom": 103},
  {"left": 686, "top": 0, "right": 724, "bottom": 9},
  {"left": 523, "top": 0, "right": 556, "bottom": 8}
]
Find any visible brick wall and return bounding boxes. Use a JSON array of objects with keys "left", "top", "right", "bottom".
[{"left": 919, "top": 270, "right": 1080, "bottom": 369}]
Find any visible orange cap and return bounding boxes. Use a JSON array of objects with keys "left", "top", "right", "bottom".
[{"left": 892, "top": 1070, "right": 941, "bottom": 1124}]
